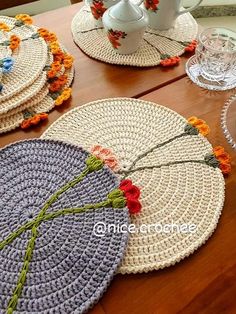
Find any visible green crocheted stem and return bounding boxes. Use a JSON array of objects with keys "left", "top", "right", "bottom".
[
  {"left": 4, "top": 157, "right": 104, "bottom": 313},
  {"left": 0, "top": 168, "right": 90, "bottom": 251},
  {"left": 7, "top": 226, "right": 37, "bottom": 314},
  {"left": 120, "top": 159, "right": 207, "bottom": 177},
  {"left": 145, "top": 31, "right": 192, "bottom": 47},
  {"left": 124, "top": 132, "right": 187, "bottom": 175}
]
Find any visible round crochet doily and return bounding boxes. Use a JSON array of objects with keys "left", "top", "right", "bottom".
[
  {"left": 71, "top": 6, "right": 198, "bottom": 67},
  {"left": 0, "top": 139, "right": 129, "bottom": 313},
  {"left": 42, "top": 98, "right": 225, "bottom": 274}
]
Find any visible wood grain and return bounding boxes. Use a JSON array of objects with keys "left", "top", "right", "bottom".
[{"left": 0, "top": 3, "right": 190, "bottom": 148}]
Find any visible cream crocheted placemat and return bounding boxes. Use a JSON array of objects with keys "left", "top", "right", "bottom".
[
  {"left": 0, "top": 17, "right": 48, "bottom": 101},
  {"left": 71, "top": 6, "right": 198, "bottom": 67},
  {"left": 0, "top": 14, "right": 74, "bottom": 133},
  {"left": 41, "top": 98, "right": 225, "bottom": 274},
  {"left": 0, "top": 67, "right": 74, "bottom": 133}
]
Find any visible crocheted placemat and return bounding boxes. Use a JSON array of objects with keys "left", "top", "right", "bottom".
[
  {"left": 42, "top": 98, "right": 225, "bottom": 274},
  {"left": 0, "top": 139, "right": 129, "bottom": 313},
  {"left": 71, "top": 6, "right": 198, "bottom": 67},
  {"left": 0, "top": 16, "right": 48, "bottom": 101},
  {"left": 0, "top": 66, "right": 74, "bottom": 133},
  {"left": 0, "top": 15, "right": 74, "bottom": 133}
]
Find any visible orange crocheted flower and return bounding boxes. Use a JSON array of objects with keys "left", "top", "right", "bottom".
[
  {"left": 49, "top": 81, "right": 62, "bottom": 92},
  {"left": 21, "top": 112, "right": 48, "bottom": 129},
  {"left": 21, "top": 119, "right": 31, "bottom": 129},
  {"left": 30, "top": 115, "right": 41, "bottom": 125},
  {"left": 91, "top": 145, "right": 119, "bottom": 171},
  {"left": 219, "top": 163, "right": 231, "bottom": 175},
  {"left": 47, "top": 69, "right": 57, "bottom": 79},
  {"left": 54, "top": 51, "right": 65, "bottom": 62},
  {"left": 38, "top": 28, "right": 58, "bottom": 42},
  {"left": 54, "top": 88, "right": 72, "bottom": 106},
  {"left": 15, "top": 14, "right": 33, "bottom": 25},
  {"left": 187, "top": 116, "right": 210, "bottom": 136},
  {"left": 10, "top": 35, "right": 20, "bottom": 51},
  {"left": 63, "top": 54, "right": 74, "bottom": 69},
  {"left": 38, "top": 113, "right": 48, "bottom": 121},
  {"left": 51, "top": 61, "right": 62, "bottom": 72},
  {"left": 160, "top": 56, "right": 180, "bottom": 67},
  {"left": 213, "top": 146, "right": 231, "bottom": 175},
  {"left": 50, "top": 41, "right": 62, "bottom": 55},
  {"left": 0, "top": 22, "right": 10, "bottom": 32},
  {"left": 185, "top": 40, "right": 197, "bottom": 52}
]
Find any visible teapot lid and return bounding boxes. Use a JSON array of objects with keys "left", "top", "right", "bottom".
[{"left": 109, "top": 0, "right": 143, "bottom": 22}]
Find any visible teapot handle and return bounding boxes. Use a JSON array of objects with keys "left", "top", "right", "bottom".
[{"left": 177, "top": 0, "right": 203, "bottom": 16}]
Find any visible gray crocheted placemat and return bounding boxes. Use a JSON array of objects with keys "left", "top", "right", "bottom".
[{"left": 0, "top": 139, "right": 129, "bottom": 313}]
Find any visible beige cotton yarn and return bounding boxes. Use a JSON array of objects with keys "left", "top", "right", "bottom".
[
  {"left": 41, "top": 98, "right": 225, "bottom": 274},
  {"left": 0, "top": 15, "right": 74, "bottom": 133},
  {"left": 71, "top": 6, "right": 198, "bottom": 67}
]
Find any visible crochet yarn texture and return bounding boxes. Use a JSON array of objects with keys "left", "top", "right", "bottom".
[
  {"left": 42, "top": 97, "right": 225, "bottom": 274},
  {"left": 0, "top": 139, "right": 129, "bottom": 313},
  {"left": 71, "top": 6, "right": 198, "bottom": 67}
]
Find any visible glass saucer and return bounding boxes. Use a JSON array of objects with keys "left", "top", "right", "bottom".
[
  {"left": 186, "top": 55, "right": 236, "bottom": 91},
  {"left": 221, "top": 94, "right": 236, "bottom": 150}
]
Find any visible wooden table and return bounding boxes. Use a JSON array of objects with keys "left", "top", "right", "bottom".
[{"left": 1, "top": 4, "right": 236, "bottom": 314}]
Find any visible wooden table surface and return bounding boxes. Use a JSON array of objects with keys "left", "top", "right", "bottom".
[{"left": 1, "top": 3, "right": 236, "bottom": 314}]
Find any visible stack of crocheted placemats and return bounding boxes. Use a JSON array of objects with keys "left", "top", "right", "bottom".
[
  {"left": 0, "top": 139, "right": 129, "bottom": 313},
  {"left": 42, "top": 98, "right": 225, "bottom": 274},
  {"left": 0, "top": 16, "right": 74, "bottom": 134}
]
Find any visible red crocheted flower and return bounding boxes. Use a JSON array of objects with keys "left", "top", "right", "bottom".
[
  {"left": 119, "top": 179, "right": 141, "bottom": 214},
  {"left": 160, "top": 56, "right": 180, "bottom": 67},
  {"left": 184, "top": 40, "right": 197, "bottom": 52}
]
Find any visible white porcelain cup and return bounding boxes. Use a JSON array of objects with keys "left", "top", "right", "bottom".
[{"left": 142, "top": 0, "right": 203, "bottom": 30}]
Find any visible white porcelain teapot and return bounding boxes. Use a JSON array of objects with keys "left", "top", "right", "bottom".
[
  {"left": 102, "top": 0, "right": 148, "bottom": 54},
  {"left": 142, "top": 0, "right": 203, "bottom": 30}
]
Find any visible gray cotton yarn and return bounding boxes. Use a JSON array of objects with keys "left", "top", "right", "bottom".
[{"left": 0, "top": 139, "right": 129, "bottom": 313}]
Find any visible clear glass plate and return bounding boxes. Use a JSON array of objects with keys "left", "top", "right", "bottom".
[{"left": 221, "top": 94, "right": 236, "bottom": 149}]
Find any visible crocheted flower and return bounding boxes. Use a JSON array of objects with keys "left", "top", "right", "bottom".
[
  {"left": 144, "top": 0, "right": 159, "bottom": 12},
  {"left": 10, "top": 35, "right": 20, "bottom": 51},
  {"left": 37, "top": 28, "right": 57, "bottom": 42},
  {"left": 49, "top": 74, "right": 68, "bottom": 92},
  {"left": 50, "top": 41, "right": 62, "bottom": 55},
  {"left": 186, "top": 116, "right": 210, "bottom": 136},
  {"left": 108, "top": 179, "right": 141, "bottom": 214},
  {"left": 63, "top": 54, "right": 74, "bottom": 69},
  {"left": 21, "top": 112, "right": 48, "bottom": 129},
  {"left": 15, "top": 14, "right": 33, "bottom": 26},
  {"left": 213, "top": 146, "right": 231, "bottom": 175},
  {"left": 54, "top": 88, "right": 72, "bottom": 106},
  {"left": 91, "top": 0, "right": 107, "bottom": 20},
  {"left": 0, "top": 57, "right": 14, "bottom": 73},
  {"left": 107, "top": 29, "right": 127, "bottom": 49},
  {"left": 204, "top": 146, "right": 231, "bottom": 175},
  {"left": 0, "top": 22, "right": 10, "bottom": 32},
  {"left": 91, "top": 145, "right": 119, "bottom": 171},
  {"left": 184, "top": 40, "right": 197, "bottom": 52},
  {"left": 160, "top": 56, "right": 180, "bottom": 67}
]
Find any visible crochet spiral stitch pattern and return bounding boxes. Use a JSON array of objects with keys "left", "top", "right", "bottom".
[
  {"left": 71, "top": 6, "right": 198, "bottom": 67},
  {"left": 0, "top": 139, "right": 129, "bottom": 313},
  {"left": 42, "top": 98, "right": 226, "bottom": 274}
]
